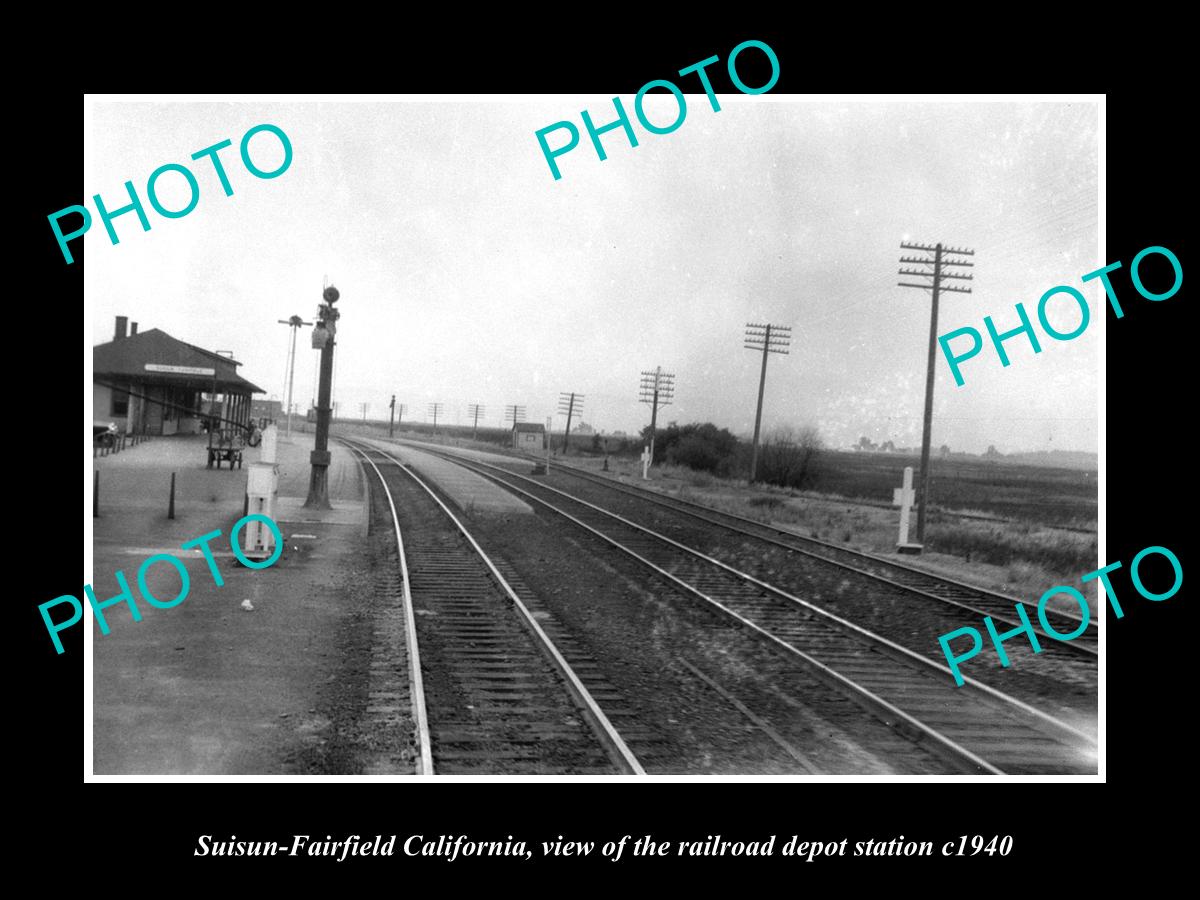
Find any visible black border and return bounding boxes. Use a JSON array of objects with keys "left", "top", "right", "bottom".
[{"left": 28, "top": 24, "right": 1190, "bottom": 881}]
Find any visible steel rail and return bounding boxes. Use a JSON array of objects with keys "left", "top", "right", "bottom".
[
  {"left": 345, "top": 438, "right": 645, "bottom": 776},
  {"left": 343, "top": 441, "right": 433, "bottom": 775},
  {"left": 407, "top": 444, "right": 1097, "bottom": 773},
  {"left": 553, "top": 460, "right": 1097, "bottom": 643},
  {"left": 463, "top": 447, "right": 1096, "bottom": 652}
]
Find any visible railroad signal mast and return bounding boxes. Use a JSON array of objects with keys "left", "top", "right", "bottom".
[
  {"left": 428, "top": 402, "right": 444, "bottom": 431},
  {"left": 639, "top": 366, "right": 674, "bottom": 465},
  {"left": 897, "top": 241, "right": 975, "bottom": 547},
  {"left": 744, "top": 322, "right": 791, "bottom": 483},
  {"left": 304, "top": 284, "right": 341, "bottom": 510},
  {"left": 557, "top": 392, "right": 584, "bottom": 454}
]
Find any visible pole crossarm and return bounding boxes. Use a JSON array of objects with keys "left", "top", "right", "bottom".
[
  {"left": 898, "top": 268, "right": 973, "bottom": 280},
  {"left": 557, "top": 392, "right": 585, "bottom": 414},
  {"left": 901, "top": 242, "right": 975, "bottom": 255},
  {"left": 899, "top": 256, "right": 974, "bottom": 267}
]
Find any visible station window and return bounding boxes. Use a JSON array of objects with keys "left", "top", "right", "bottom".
[{"left": 111, "top": 386, "right": 129, "bottom": 416}]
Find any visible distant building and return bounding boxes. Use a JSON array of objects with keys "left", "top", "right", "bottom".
[
  {"left": 250, "top": 398, "right": 283, "bottom": 426},
  {"left": 511, "top": 422, "right": 545, "bottom": 452},
  {"left": 93, "top": 316, "right": 263, "bottom": 436}
]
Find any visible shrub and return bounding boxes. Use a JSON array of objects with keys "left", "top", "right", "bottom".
[
  {"left": 757, "top": 425, "right": 823, "bottom": 489},
  {"left": 645, "top": 422, "right": 741, "bottom": 476}
]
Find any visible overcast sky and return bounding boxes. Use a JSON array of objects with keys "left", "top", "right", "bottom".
[{"left": 85, "top": 97, "right": 1099, "bottom": 453}]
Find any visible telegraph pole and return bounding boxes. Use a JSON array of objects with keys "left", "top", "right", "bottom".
[
  {"left": 468, "top": 403, "right": 485, "bottom": 440},
  {"left": 304, "top": 285, "right": 341, "bottom": 510},
  {"left": 638, "top": 367, "right": 674, "bottom": 464},
  {"left": 504, "top": 405, "right": 526, "bottom": 446},
  {"left": 428, "top": 402, "right": 444, "bottom": 431},
  {"left": 277, "top": 315, "right": 312, "bottom": 439},
  {"left": 361, "top": 402, "right": 368, "bottom": 422},
  {"left": 389, "top": 394, "right": 396, "bottom": 437},
  {"left": 557, "top": 392, "right": 584, "bottom": 454},
  {"left": 744, "top": 322, "right": 791, "bottom": 482},
  {"left": 898, "top": 242, "right": 975, "bottom": 545}
]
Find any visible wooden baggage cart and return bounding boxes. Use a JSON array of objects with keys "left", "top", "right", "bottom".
[{"left": 206, "top": 430, "right": 245, "bottom": 469}]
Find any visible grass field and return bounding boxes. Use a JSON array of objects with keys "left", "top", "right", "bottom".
[{"left": 802, "top": 450, "right": 1097, "bottom": 530}]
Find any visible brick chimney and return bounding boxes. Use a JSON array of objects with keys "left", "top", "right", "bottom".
[
  {"left": 130, "top": 321, "right": 138, "bottom": 335},
  {"left": 114, "top": 316, "right": 128, "bottom": 341}
]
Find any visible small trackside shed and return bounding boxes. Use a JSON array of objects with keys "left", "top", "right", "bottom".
[{"left": 511, "top": 422, "right": 545, "bottom": 452}]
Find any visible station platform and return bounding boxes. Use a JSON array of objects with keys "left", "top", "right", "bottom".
[
  {"left": 90, "top": 433, "right": 369, "bottom": 775},
  {"left": 361, "top": 437, "right": 532, "bottom": 516}
]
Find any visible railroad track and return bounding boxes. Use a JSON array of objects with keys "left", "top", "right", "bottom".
[
  {"left": 342, "top": 438, "right": 644, "bottom": 775},
  {"left": 402, "top": 443, "right": 1097, "bottom": 775},
  {"left": 473, "top": 450, "right": 1097, "bottom": 656}
]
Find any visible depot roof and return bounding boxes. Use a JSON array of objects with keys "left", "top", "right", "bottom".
[{"left": 93, "top": 328, "right": 265, "bottom": 394}]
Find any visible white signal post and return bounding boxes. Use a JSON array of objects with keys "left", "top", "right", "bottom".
[{"left": 893, "top": 466, "right": 921, "bottom": 554}]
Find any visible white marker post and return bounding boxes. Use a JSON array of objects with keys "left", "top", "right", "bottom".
[
  {"left": 893, "top": 465, "right": 922, "bottom": 554},
  {"left": 641, "top": 445, "right": 651, "bottom": 480},
  {"left": 546, "top": 417, "right": 552, "bottom": 474}
]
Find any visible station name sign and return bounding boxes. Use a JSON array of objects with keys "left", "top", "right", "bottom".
[{"left": 144, "top": 364, "right": 216, "bottom": 376}]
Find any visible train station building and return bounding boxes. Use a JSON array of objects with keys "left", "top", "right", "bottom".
[{"left": 93, "top": 315, "right": 265, "bottom": 436}]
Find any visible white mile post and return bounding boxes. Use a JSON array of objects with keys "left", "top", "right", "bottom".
[
  {"left": 641, "top": 445, "right": 651, "bottom": 480},
  {"left": 893, "top": 465, "right": 921, "bottom": 554}
]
